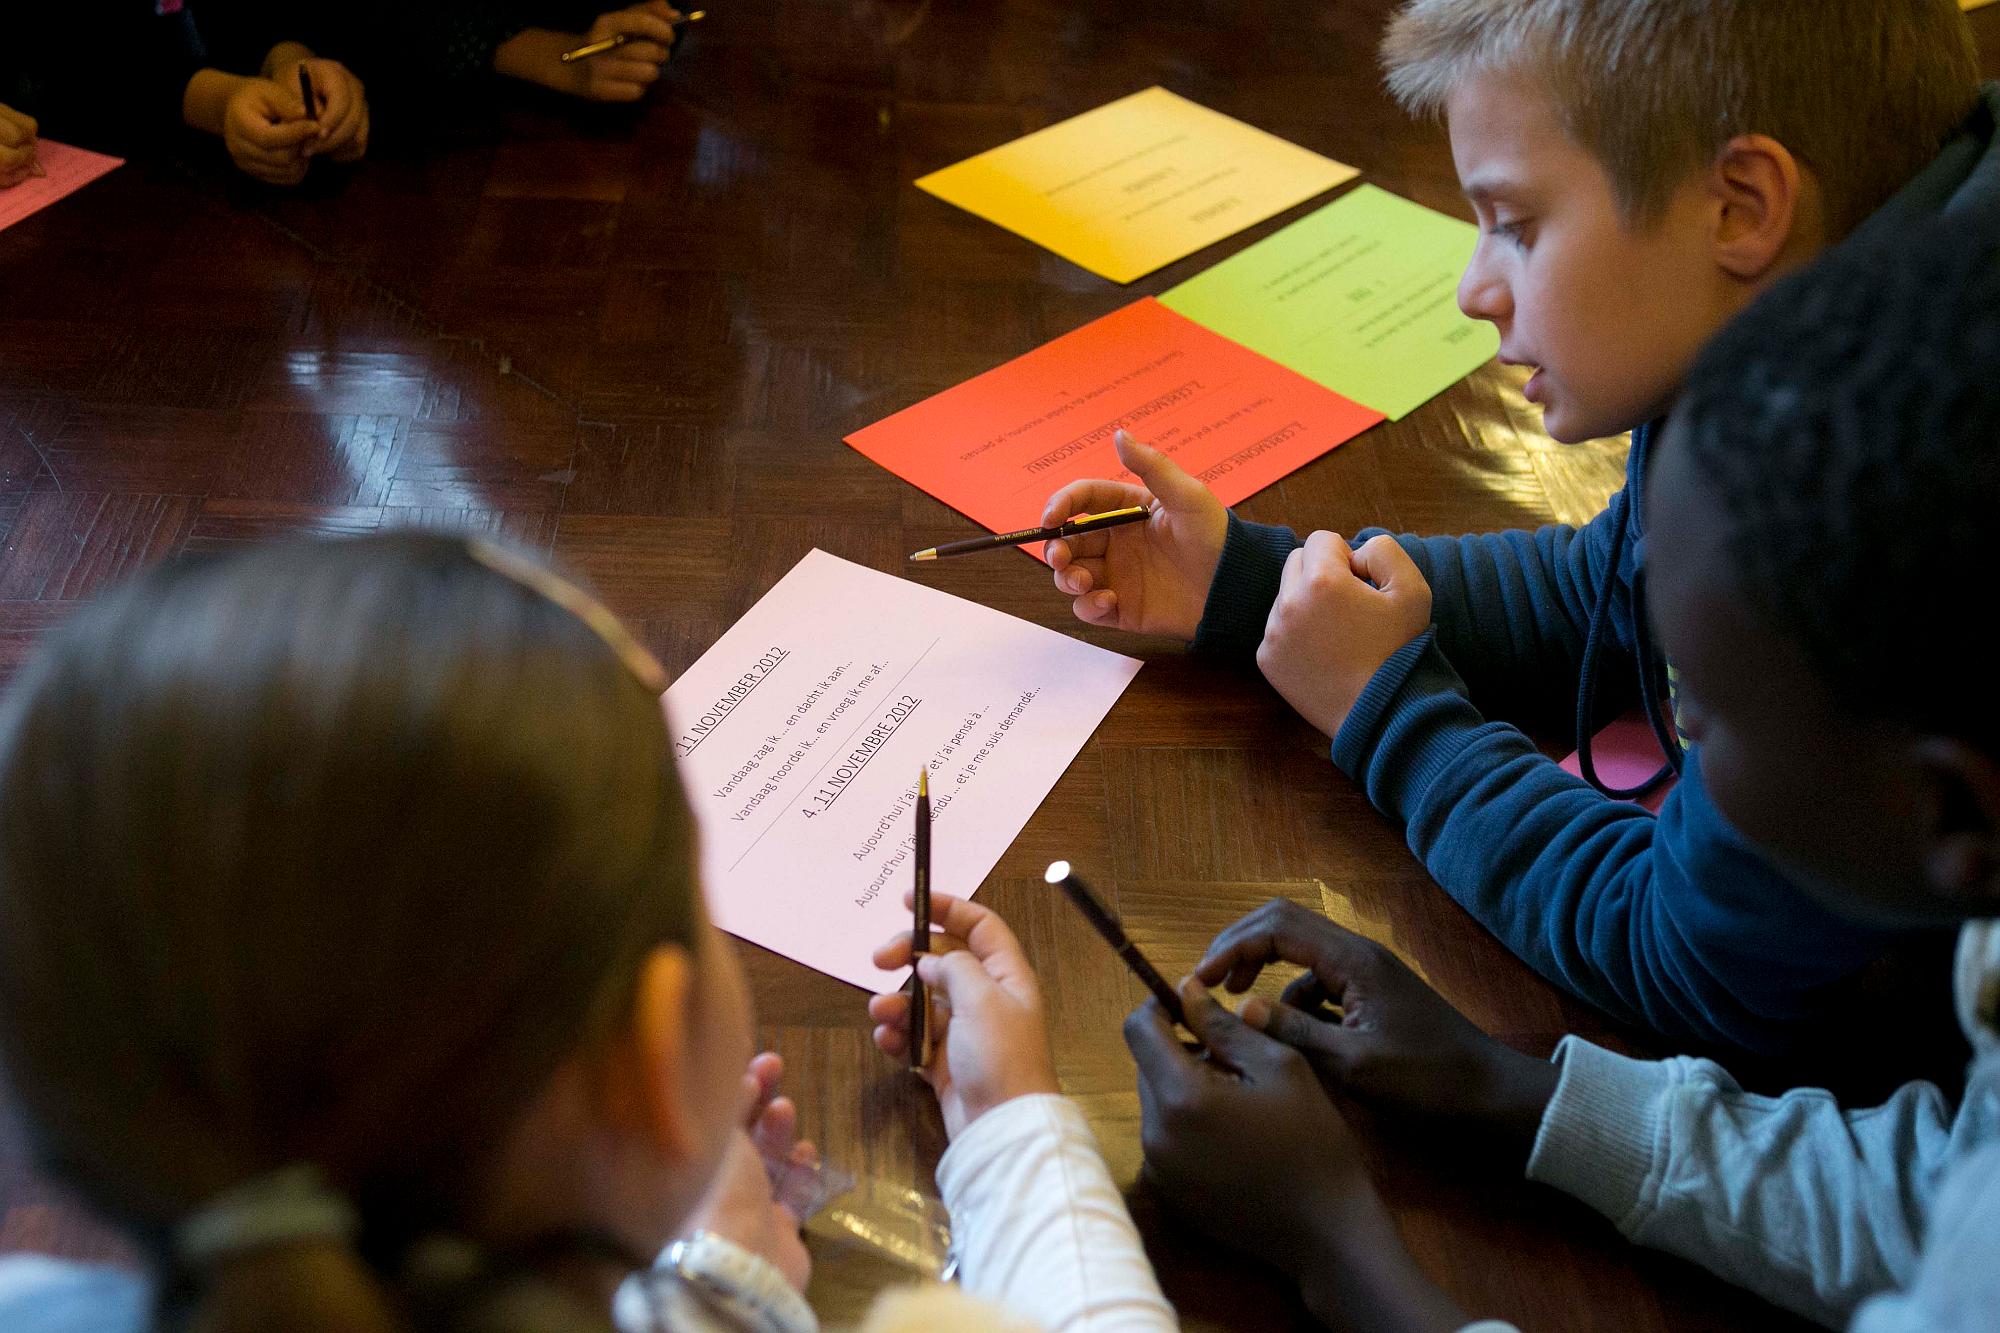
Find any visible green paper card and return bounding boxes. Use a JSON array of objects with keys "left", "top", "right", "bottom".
[{"left": 1161, "top": 184, "right": 1498, "bottom": 420}]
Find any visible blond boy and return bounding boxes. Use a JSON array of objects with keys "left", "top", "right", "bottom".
[{"left": 1044, "top": 0, "right": 1999, "bottom": 1052}]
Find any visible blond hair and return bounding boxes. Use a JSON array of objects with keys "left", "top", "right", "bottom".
[{"left": 1381, "top": 0, "right": 1981, "bottom": 236}]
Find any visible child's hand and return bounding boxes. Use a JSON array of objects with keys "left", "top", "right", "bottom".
[
  {"left": 1256, "top": 532, "right": 1432, "bottom": 738},
  {"left": 269, "top": 56, "right": 370, "bottom": 163},
  {"left": 681, "top": 1050, "right": 815, "bottom": 1292},
  {"left": 221, "top": 79, "right": 319, "bottom": 186},
  {"left": 1042, "top": 429, "right": 1228, "bottom": 639},
  {"left": 566, "top": 2, "right": 681, "bottom": 102},
  {"left": 0, "top": 104, "right": 39, "bottom": 189},
  {"left": 682, "top": 1131, "right": 813, "bottom": 1292},
  {"left": 1122, "top": 977, "right": 1383, "bottom": 1277},
  {"left": 869, "top": 891, "right": 1060, "bottom": 1138},
  {"left": 1194, "top": 899, "right": 1558, "bottom": 1158}
]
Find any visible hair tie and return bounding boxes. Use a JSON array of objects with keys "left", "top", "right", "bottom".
[{"left": 174, "top": 1164, "right": 361, "bottom": 1268}]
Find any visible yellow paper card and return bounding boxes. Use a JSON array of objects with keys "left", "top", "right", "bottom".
[
  {"left": 916, "top": 87, "right": 1358, "bottom": 284},
  {"left": 1964, "top": 0, "right": 1995, "bottom": 12}
]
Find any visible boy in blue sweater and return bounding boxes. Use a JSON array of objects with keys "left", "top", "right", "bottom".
[
  {"left": 1124, "top": 210, "right": 2000, "bottom": 1333},
  {"left": 1042, "top": 0, "right": 2000, "bottom": 1052}
]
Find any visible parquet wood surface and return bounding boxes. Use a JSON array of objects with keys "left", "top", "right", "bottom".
[{"left": 4, "top": 4, "right": 1997, "bottom": 1328}]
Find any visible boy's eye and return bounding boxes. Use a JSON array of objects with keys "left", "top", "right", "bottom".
[{"left": 1487, "top": 219, "right": 1530, "bottom": 247}]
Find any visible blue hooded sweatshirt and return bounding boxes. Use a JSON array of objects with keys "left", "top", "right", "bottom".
[{"left": 1190, "top": 85, "right": 2000, "bottom": 1054}]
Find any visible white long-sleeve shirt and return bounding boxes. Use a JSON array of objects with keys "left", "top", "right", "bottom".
[{"left": 636, "top": 1093, "right": 1179, "bottom": 1332}]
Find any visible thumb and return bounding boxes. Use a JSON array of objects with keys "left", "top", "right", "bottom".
[
  {"left": 1349, "top": 534, "right": 1423, "bottom": 598},
  {"left": 917, "top": 948, "right": 996, "bottom": 1011},
  {"left": 1114, "top": 429, "right": 1209, "bottom": 515},
  {"left": 1241, "top": 995, "right": 1352, "bottom": 1073},
  {"left": 1176, "top": 976, "right": 1280, "bottom": 1069}
]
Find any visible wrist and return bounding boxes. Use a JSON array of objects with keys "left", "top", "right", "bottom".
[
  {"left": 951, "top": 1068, "right": 1060, "bottom": 1138},
  {"left": 1293, "top": 1190, "right": 1468, "bottom": 1333},
  {"left": 493, "top": 29, "right": 583, "bottom": 91},
  {"left": 182, "top": 69, "right": 254, "bottom": 135},
  {"left": 1474, "top": 1042, "right": 1559, "bottom": 1164},
  {"left": 260, "top": 41, "right": 316, "bottom": 79}
]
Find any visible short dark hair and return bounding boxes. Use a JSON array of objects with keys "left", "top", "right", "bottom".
[{"left": 1672, "top": 213, "right": 2000, "bottom": 746}]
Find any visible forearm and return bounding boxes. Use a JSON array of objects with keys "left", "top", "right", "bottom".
[
  {"left": 1385, "top": 523, "right": 1619, "bottom": 723},
  {"left": 937, "top": 1094, "right": 1175, "bottom": 1330},
  {"left": 1290, "top": 1192, "right": 1473, "bottom": 1333},
  {"left": 1191, "top": 513, "right": 1302, "bottom": 661},
  {"left": 1333, "top": 634, "right": 1816, "bottom": 1051},
  {"left": 1529, "top": 1038, "right": 1958, "bottom": 1326}
]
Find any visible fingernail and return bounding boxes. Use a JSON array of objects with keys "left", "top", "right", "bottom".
[{"left": 1093, "top": 591, "right": 1115, "bottom": 610}]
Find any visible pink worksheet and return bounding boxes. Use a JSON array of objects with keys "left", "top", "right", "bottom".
[
  {"left": 665, "top": 550, "right": 1141, "bottom": 990},
  {"left": 0, "top": 141, "right": 123, "bottom": 234},
  {"left": 1560, "top": 713, "right": 1675, "bottom": 813}
]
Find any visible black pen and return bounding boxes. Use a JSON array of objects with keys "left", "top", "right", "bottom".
[
  {"left": 1046, "top": 860, "right": 1187, "bottom": 1028},
  {"left": 908, "top": 768, "right": 934, "bottom": 1068},
  {"left": 909, "top": 504, "right": 1151, "bottom": 562},
  {"left": 298, "top": 65, "right": 318, "bottom": 127}
]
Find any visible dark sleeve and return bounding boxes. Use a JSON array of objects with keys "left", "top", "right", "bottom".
[
  {"left": 1378, "top": 476, "right": 1640, "bottom": 727},
  {"left": 302, "top": 2, "right": 554, "bottom": 102},
  {"left": 1, "top": 4, "right": 213, "bottom": 152},
  {"left": 1191, "top": 486, "right": 1640, "bottom": 728},
  {"left": 1330, "top": 632, "right": 1899, "bottom": 1052}
]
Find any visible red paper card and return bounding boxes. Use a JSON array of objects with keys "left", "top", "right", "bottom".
[{"left": 845, "top": 298, "right": 1384, "bottom": 559}]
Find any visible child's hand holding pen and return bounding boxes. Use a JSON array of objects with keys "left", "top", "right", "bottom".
[
  {"left": 0, "top": 104, "right": 43, "bottom": 190},
  {"left": 265, "top": 50, "right": 371, "bottom": 163},
  {"left": 560, "top": 2, "right": 686, "bottom": 102},
  {"left": 1040, "top": 429, "right": 1230, "bottom": 640},
  {"left": 215, "top": 49, "right": 368, "bottom": 186},
  {"left": 868, "top": 891, "right": 1060, "bottom": 1139}
]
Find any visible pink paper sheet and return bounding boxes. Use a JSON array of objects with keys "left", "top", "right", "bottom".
[
  {"left": 665, "top": 550, "right": 1142, "bottom": 991},
  {"left": 1559, "top": 712, "right": 1675, "bottom": 813},
  {"left": 0, "top": 140, "right": 123, "bottom": 234}
]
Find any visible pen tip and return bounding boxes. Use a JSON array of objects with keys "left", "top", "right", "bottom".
[
  {"left": 908, "top": 549, "right": 935, "bottom": 562},
  {"left": 1044, "top": 860, "right": 1070, "bottom": 884},
  {"left": 919, "top": 767, "right": 928, "bottom": 796}
]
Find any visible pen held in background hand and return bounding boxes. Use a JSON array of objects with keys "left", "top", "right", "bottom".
[
  {"left": 298, "top": 65, "right": 317, "bottom": 125},
  {"left": 560, "top": 10, "right": 707, "bottom": 62},
  {"left": 908, "top": 504, "right": 1151, "bottom": 562}
]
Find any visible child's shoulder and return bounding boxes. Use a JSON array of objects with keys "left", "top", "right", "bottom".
[{"left": 0, "top": 1254, "right": 145, "bottom": 1333}]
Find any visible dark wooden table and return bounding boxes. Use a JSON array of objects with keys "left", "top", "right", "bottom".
[{"left": 5, "top": 3, "right": 1997, "bottom": 1327}]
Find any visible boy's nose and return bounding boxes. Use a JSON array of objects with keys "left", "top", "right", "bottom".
[{"left": 1457, "top": 245, "right": 1511, "bottom": 324}]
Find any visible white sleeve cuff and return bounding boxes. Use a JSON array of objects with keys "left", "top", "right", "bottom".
[{"left": 1525, "top": 1035, "right": 1676, "bottom": 1232}]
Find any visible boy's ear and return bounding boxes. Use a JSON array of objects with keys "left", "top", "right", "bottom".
[
  {"left": 1911, "top": 737, "right": 2000, "bottom": 914},
  {"left": 1706, "top": 133, "right": 1816, "bottom": 281},
  {"left": 604, "top": 944, "right": 701, "bottom": 1163}
]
